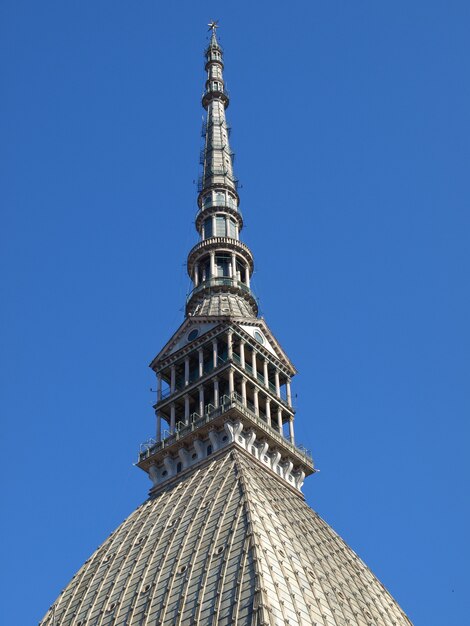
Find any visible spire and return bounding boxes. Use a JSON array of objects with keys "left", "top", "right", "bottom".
[
  {"left": 207, "top": 19, "right": 220, "bottom": 49},
  {"left": 186, "top": 23, "right": 258, "bottom": 318}
]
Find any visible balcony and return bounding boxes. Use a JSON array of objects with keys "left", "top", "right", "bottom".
[
  {"left": 138, "top": 392, "right": 313, "bottom": 467},
  {"left": 187, "top": 237, "right": 253, "bottom": 274},
  {"left": 202, "top": 86, "right": 229, "bottom": 109}
]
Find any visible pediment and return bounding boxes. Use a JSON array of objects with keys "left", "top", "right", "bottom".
[
  {"left": 149, "top": 318, "right": 221, "bottom": 369},
  {"left": 237, "top": 318, "right": 296, "bottom": 374}
]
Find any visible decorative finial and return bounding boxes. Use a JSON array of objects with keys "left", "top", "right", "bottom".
[{"left": 208, "top": 20, "right": 219, "bottom": 33}]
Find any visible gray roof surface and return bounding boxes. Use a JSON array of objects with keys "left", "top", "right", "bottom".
[
  {"left": 40, "top": 449, "right": 412, "bottom": 625},
  {"left": 189, "top": 293, "right": 257, "bottom": 318}
]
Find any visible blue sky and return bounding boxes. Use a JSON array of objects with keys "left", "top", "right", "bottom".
[{"left": 1, "top": 1, "right": 469, "bottom": 624}]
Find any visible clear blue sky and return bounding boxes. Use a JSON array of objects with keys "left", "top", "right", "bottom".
[{"left": 1, "top": 1, "right": 469, "bottom": 624}]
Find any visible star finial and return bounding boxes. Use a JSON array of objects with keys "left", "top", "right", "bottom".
[{"left": 208, "top": 20, "right": 219, "bottom": 33}]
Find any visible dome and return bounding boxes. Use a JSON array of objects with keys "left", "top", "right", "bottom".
[{"left": 40, "top": 450, "right": 412, "bottom": 626}]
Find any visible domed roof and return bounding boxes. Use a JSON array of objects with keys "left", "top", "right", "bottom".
[
  {"left": 188, "top": 292, "right": 257, "bottom": 318},
  {"left": 40, "top": 449, "right": 412, "bottom": 626}
]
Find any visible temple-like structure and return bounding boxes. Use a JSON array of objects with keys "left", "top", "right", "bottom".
[{"left": 40, "top": 24, "right": 412, "bottom": 626}]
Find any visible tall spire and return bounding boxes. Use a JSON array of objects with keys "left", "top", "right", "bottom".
[{"left": 186, "top": 23, "right": 258, "bottom": 318}]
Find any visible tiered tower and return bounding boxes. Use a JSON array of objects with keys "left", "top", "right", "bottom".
[
  {"left": 39, "top": 24, "right": 413, "bottom": 626},
  {"left": 137, "top": 23, "right": 312, "bottom": 495}
]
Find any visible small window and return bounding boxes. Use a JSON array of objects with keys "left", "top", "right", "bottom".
[
  {"left": 176, "top": 462, "right": 182, "bottom": 474},
  {"left": 227, "top": 218, "right": 237, "bottom": 238},
  {"left": 216, "top": 255, "right": 230, "bottom": 277},
  {"left": 215, "top": 215, "right": 226, "bottom": 237},
  {"left": 162, "top": 470, "right": 168, "bottom": 477},
  {"left": 188, "top": 329, "right": 199, "bottom": 342},
  {"left": 207, "top": 445, "right": 213, "bottom": 456},
  {"left": 204, "top": 217, "right": 213, "bottom": 238},
  {"left": 192, "top": 452, "right": 198, "bottom": 460},
  {"left": 254, "top": 331, "right": 265, "bottom": 345}
]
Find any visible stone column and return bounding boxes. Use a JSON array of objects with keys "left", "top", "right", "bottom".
[
  {"left": 241, "top": 377, "right": 247, "bottom": 406},
  {"left": 263, "top": 359, "right": 269, "bottom": 389},
  {"left": 156, "top": 411, "right": 162, "bottom": 442},
  {"left": 274, "top": 370, "right": 280, "bottom": 398},
  {"left": 277, "top": 406, "right": 283, "bottom": 433},
  {"left": 231, "top": 253, "right": 237, "bottom": 281},
  {"left": 198, "top": 348, "right": 204, "bottom": 378},
  {"left": 157, "top": 373, "right": 162, "bottom": 402},
  {"left": 227, "top": 330, "right": 233, "bottom": 359},
  {"left": 212, "top": 214, "right": 216, "bottom": 237},
  {"left": 198, "top": 385, "right": 205, "bottom": 416},
  {"left": 170, "top": 365, "right": 176, "bottom": 394},
  {"left": 184, "top": 394, "right": 190, "bottom": 423},
  {"left": 288, "top": 416, "right": 295, "bottom": 444},
  {"left": 252, "top": 350, "right": 257, "bottom": 380},
  {"left": 228, "top": 369, "right": 234, "bottom": 396},
  {"left": 235, "top": 223, "right": 239, "bottom": 239},
  {"left": 286, "top": 378, "right": 292, "bottom": 406},
  {"left": 253, "top": 387, "right": 259, "bottom": 416},
  {"left": 225, "top": 215, "right": 230, "bottom": 237},
  {"left": 194, "top": 262, "right": 199, "bottom": 287},
  {"left": 266, "top": 398, "right": 271, "bottom": 428},
  {"left": 212, "top": 338, "right": 218, "bottom": 368},
  {"left": 210, "top": 251, "right": 216, "bottom": 278},
  {"left": 240, "top": 340, "right": 245, "bottom": 368},
  {"left": 184, "top": 357, "right": 190, "bottom": 386},
  {"left": 170, "top": 403, "right": 176, "bottom": 433},
  {"left": 245, "top": 264, "right": 250, "bottom": 287},
  {"left": 213, "top": 377, "right": 219, "bottom": 407}
]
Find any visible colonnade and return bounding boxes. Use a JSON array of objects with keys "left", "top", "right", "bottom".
[
  {"left": 193, "top": 251, "right": 250, "bottom": 287},
  {"left": 155, "top": 329, "right": 294, "bottom": 446}
]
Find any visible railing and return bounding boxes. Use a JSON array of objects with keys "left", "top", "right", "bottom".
[
  {"left": 203, "top": 86, "right": 229, "bottom": 99},
  {"left": 138, "top": 393, "right": 312, "bottom": 466},
  {"left": 158, "top": 350, "right": 287, "bottom": 411},
  {"left": 223, "top": 354, "right": 281, "bottom": 397},
  {"left": 139, "top": 437, "right": 157, "bottom": 455},
  {"left": 160, "top": 387, "right": 172, "bottom": 400},
  {"left": 198, "top": 196, "right": 239, "bottom": 213},
  {"left": 187, "top": 236, "right": 252, "bottom": 264},
  {"left": 198, "top": 173, "right": 239, "bottom": 192}
]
